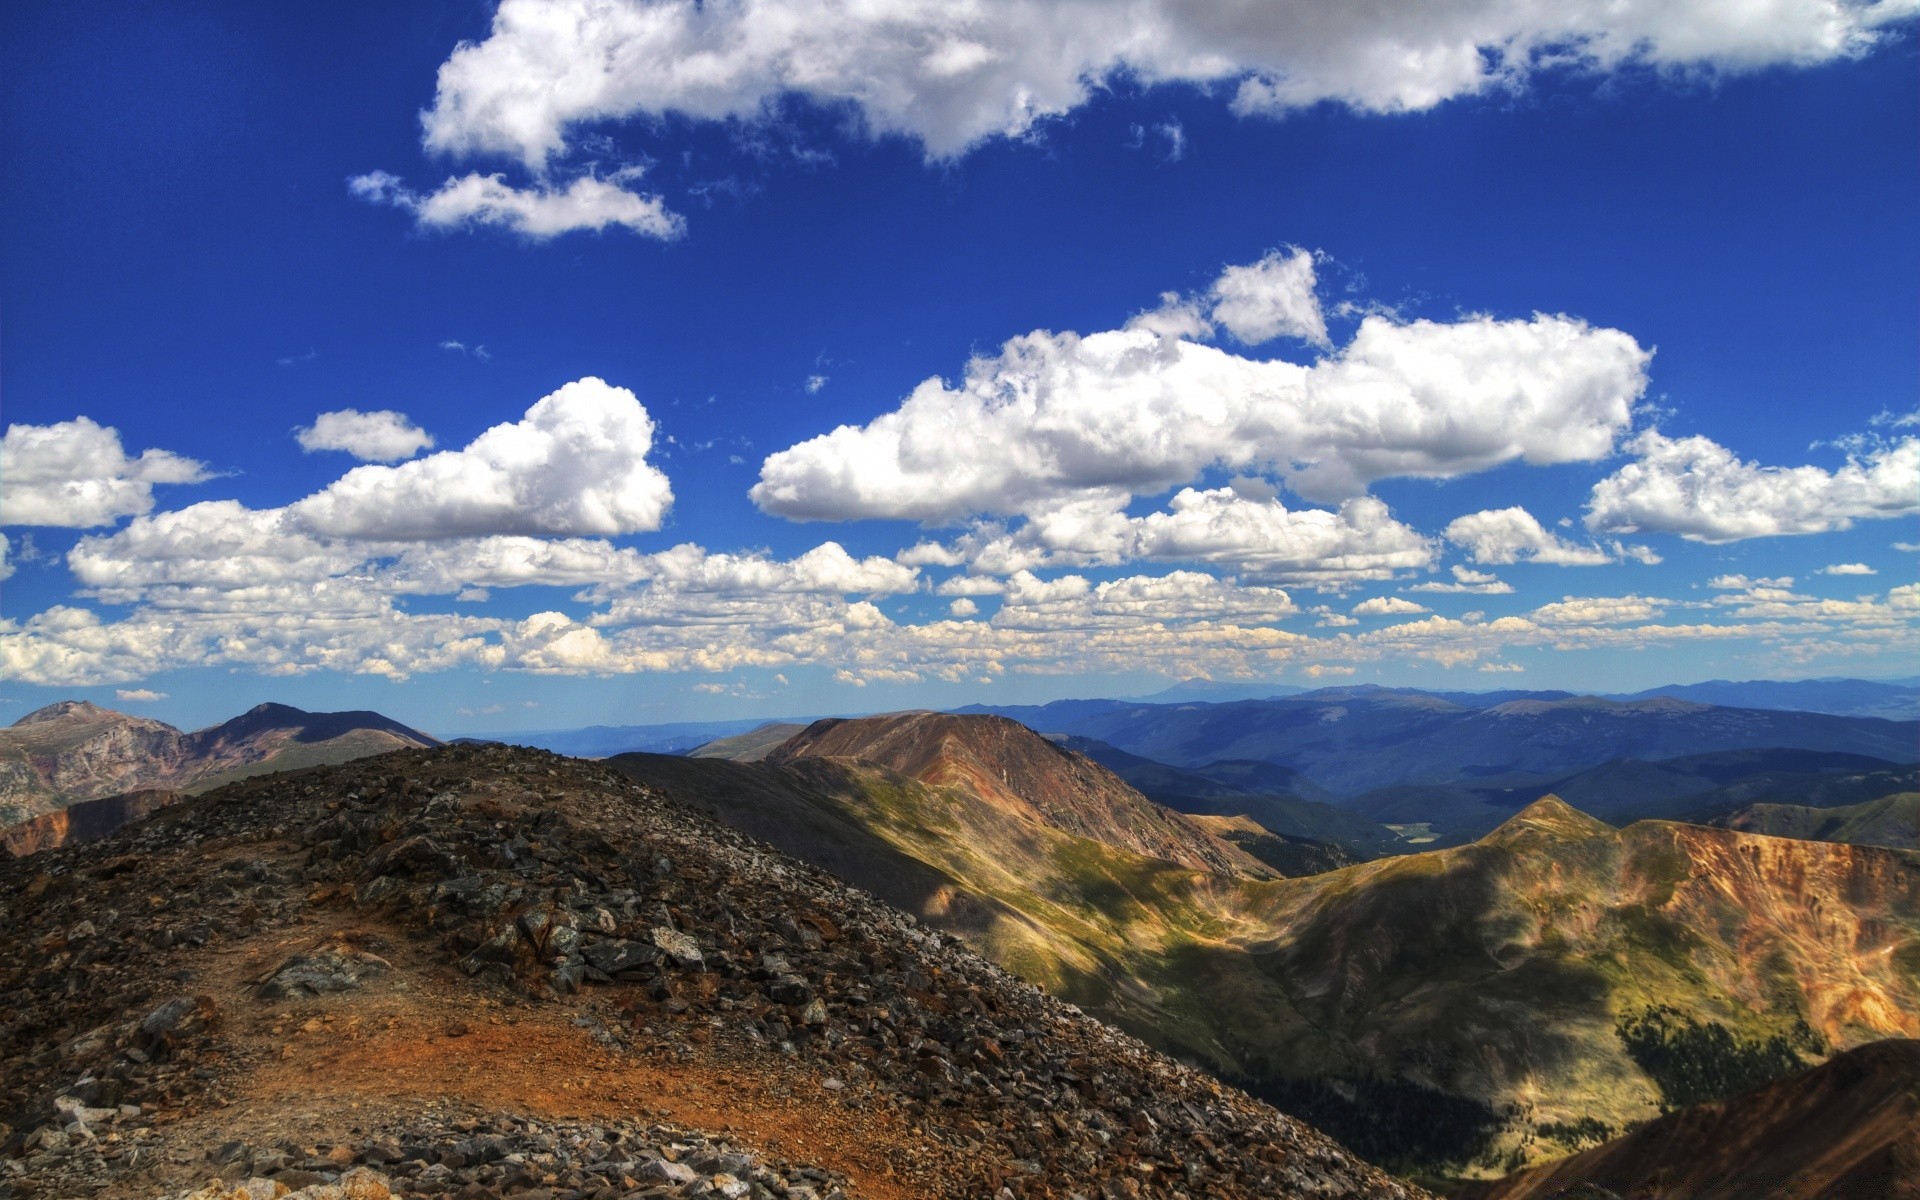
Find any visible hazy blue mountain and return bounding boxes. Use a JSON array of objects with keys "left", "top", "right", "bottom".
[
  {"left": 476, "top": 717, "right": 816, "bottom": 758},
  {"left": 1619, "top": 678, "right": 1920, "bottom": 720},
  {"left": 1015, "top": 693, "right": 1918, "bottom": 796},
  {"left": 1137, "top": 679, "right": 1308, "bottom": 702}
]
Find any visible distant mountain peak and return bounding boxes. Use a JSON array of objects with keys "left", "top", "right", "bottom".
[
  {"left": 1484, "top": 795, "right": 1614, "bottom": 843},
  {"left": 13, "top": 699, "right": 126, "bottom": 727}
]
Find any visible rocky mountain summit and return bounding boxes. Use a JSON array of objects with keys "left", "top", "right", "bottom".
[
  {"left": 0, "top": 701, "right": 440, "bottom": 848},
  {"left": 0, "top": 743, "right": 1423, "bottom": 1200}
]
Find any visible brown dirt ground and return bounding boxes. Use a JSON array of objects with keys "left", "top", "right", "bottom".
[{"left": 129, "top": 900, "right": 988, "bottom": 1200}]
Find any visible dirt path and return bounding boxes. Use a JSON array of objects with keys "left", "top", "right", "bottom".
[{"left": 167, "top": 913, "right": 956, "bottom": 1200}]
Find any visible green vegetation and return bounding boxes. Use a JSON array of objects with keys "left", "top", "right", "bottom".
[
  {"left": 1537, "top": 1116, "right": 1615, "bottom": 1150},
  {"left": 1616, "top": 1005, "right": 1823, "bottom": 1111}
]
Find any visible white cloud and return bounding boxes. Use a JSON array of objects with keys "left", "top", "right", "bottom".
[
  {"left": 418, "top": 0, "right": 1914, "bottom": 167},
  {"left": 1352, "top": 595, "right": 1428, "bottom": 615},
  {"left": 1819, "top": 562, "right": 1878, "bottom": 575},
  {"left": 350, "top": 170, "right": 684, "bottom": 241},
  {"left": 931, "top": 490, "right": 1435, "bottom": 583},
  {"left": 289, "top": 377, "right": 673, "bottom": 540},
  {"left": 1445, "top": 505, "right": 1613, "bottom": 566},
  {"left": 68, "top": 501, "right": 372, "bottom": 601},
  {"left": 806, "top": 374, "right": 829, "bottom": 395},
  {"left": 754, "top": 303, "right": 1649, "bottom": 521},
  {"left": 1707, "top": 573, "right": 1794, "bottom": 590},
  {"left": 620, "top": 541, "right": 918, "bottom": 595},
  {"left": 1586, "top": 431, "right": 1920, "bottom": 542},
  {"left": 1207, "top": 248, "right": 1328, "bottom": 346},
  {"left": 992, "top": 569, "right": 1301, "bottom": 630},
  {"left": 1531, "top": 594, "right": 1667, "bottom": 625},
  {"left": 1892, "top": 583, "right": 1920, "bottom": 611},
  {"left": 949, "top": 597, "right": 980, "bottom": 618},
  {"left": 296, "top": 409, "right": 436, "bottom": 462},
  {"left": 0, "top": 418, "right": 210, "bottom": 528},
  {"left": 1409, "top": 564, "right": 1515, "bottom": 595},
  {"left": 0, "top": 534, "right": 11, "bottom": 583},
  {"left": 114, "top": 688, "right": 166, "bottom": 702}
]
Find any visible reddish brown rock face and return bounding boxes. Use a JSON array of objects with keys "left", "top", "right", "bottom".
[
  {"left": 2, "top": 701, "right": 440, "bottom": 852},
  {"left": 768, "top": 712, "right": 1272, "bottom": 877}
]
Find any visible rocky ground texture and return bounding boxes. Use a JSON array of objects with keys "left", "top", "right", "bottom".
[{"left": 1, "top": 744, "right": 1424, "bottom": 1200}]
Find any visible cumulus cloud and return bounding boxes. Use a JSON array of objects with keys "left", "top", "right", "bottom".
[
  {"left": 1707, "top": 573, "right": 1793, "bottom": 590},
  {"left": 992, "top": 569, "right": 1301, "bottom": 630},
  {"left": 350, "top": 170, "right": 684, "bottom": 241},
  {"left": 1531, "top": 594, "right": 1667, "bottom": 625},
  {"left": 296, "top": 409, "right": 436, "bottom": 462},
  {"left": 1352, "top": 595, "right": 1428, "bottom": 615},
  {"left": 289, "top": 377, "right": 673, "bottom": 540},
  {"left": 1586, "top": 431, "right": 1920, "bottom": 542},
  {"left": 0, "top": 418, "right": 210, "bottom": 528},
  {"left": 418, "top": 0, "right": 1913, "bottom": 166},
  {"left": 114, "top": 688, "right": 166, "bottom": 702},
  {"left": 925, "top": 490, "right": 1434, "bottom": 583},
  {"left": 0, "top": 533, "right": 12, "bottom": 582},
  {"left": 1206, "top": 248, "right": 1328, "bottom": 346},
  {"left": 1819, "top": 562, "right": 1878, "bottom": 575},
  {"left": 1445, "top": 505, "right": 1613, "bottom": 566},
  {"left": 754, "top": 305, "right": 1649, "bottom": 521},
  {"left": 1410, "top": 564, "right": 1515, "bottom": 595}
]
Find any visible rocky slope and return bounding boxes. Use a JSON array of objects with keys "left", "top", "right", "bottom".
[
  {"left": 0, "top": 701, "right": 440, "bottom": 846},
  {"left": 1, "top": 789, "right": 186, "bottom": 857},
  {"left": 0, "top": 743, "right": 1423, "bottom": 1200},
  {"left": 1462, "top": 1038, "right": 1920, "bottom": 1199},
  {"left": 767, "top": 713, "right": 1270, "bottom": 877}
]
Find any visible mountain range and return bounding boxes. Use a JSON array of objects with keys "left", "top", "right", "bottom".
[
  {"left": 8, "top": 683, "right": 1920, "bottom": 1188},
  {"left": 617, "top": 712, "right": 1920, "bottom": 1177},
  {"left": 0, "top": 700, "right": 439, "bottom": 852}
]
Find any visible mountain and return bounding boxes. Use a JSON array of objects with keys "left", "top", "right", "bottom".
[
  {"left": 0, "top": 743, "right": 1420, "bottom": 1200},
  {"left": 1211, "top": 798, "right": 1920, "bottom": 1173},
  {"left": 766, "top": 712, "right": 1271, "bottom": 876},
  {"left": 686, "top": 721, "right": 807, "bottom": 761},
  {"left": 1464, "top": 1038, "right": 1920, "bottom": 1199},
  {"left": 1055, "top": 736, "right": 1400, "bottom": 859},
  {"left": 1, "top": 788, "right": 187, "bottom": 857},
  {"left": 473, "top": 716, "right": 810, "bottom": 758},
  {"left": 1030, "top": 693, "right": 1920, "bottom": 795},
  {"left": 1717, "top": 792, "right": 1920, "bottom": 851},
  {"left": 1624, "top": 677, "right": 1920, "bottom": 721},
  {"left": 1191, "top": 813, "right": 1361, "bottom": 877},
  {"left": 1344, "top": 749, "right": 1914, "bottom": 847},
  {"left": 615, "top": 715, "right": 1920, "bottom": 1176},
  {"left": 1140, "top": 678, "right": 1308, "bottom": 703},
  {"left": 0, "top": 700, "right": 440, "bottom": 842}
]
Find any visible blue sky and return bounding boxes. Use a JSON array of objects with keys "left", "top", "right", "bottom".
[{"left": 2, "top": 0, "right": 1916, "bottom": 736}]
